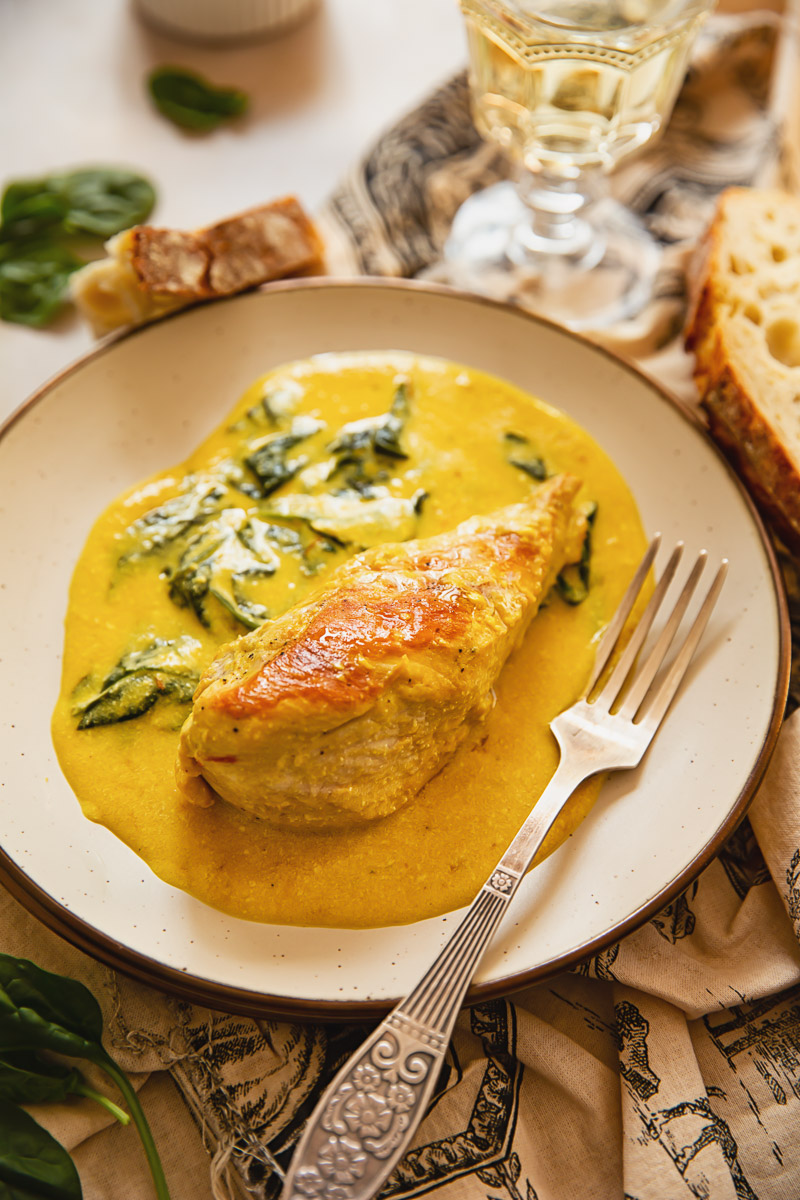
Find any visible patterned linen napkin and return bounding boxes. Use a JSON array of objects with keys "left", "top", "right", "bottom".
[{"left": 3, "top": 10, "right": 800, "bottom": 1200}]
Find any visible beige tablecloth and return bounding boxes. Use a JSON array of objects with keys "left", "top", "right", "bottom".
[{"left": 3, "top": 8, "right": 800, "bottom": 1200}]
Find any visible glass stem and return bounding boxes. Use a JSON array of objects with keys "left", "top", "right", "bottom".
[{"left": 514, "top": 168, "right": 603, "bottom": 265}]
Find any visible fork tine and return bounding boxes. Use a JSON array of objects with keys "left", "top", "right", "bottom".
[
  {"left": 592, "top": 540, "right": 684, "bottom": 711},
  {"left": 636, "top": 558, "right": 728, "bottom": 731},
  {"left": 585, "top": 533, "right": 661, "bottom": 693},
  {"left": 616, "top": 550, "right": 708, "bottom": 720}
]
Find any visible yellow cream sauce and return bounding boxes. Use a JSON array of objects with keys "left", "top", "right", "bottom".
[{"left": 52, "top": 352, "right": 647, "bottom": 928}]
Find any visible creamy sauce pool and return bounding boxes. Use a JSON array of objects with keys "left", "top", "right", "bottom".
[{"left": 52, "top": 352, "right": 646, "bottom": 928}]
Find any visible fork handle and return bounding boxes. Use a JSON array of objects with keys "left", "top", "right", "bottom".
[{"left": 281, "top": 758, "right": 586, "bottom": 1200}]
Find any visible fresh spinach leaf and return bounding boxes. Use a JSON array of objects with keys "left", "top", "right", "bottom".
[
  {"left": 0, "top": 242, "right": 83, "bottom": 327},
  {"left": 0, "top": 1102, "right": 81, "bottom": 1200},
  {"left": 0, "top": 1052, "right": 128, "bottom": 1125},
  {"left": 0, "top": 186, "right": 68, "bottom": 243},
  {"left": 56, "top": 169, "right": 157, "bottom": 238},
  {"left": 147, "top": 66, "right": 249, "bottom": 132},
  {"left": 0, "top": 166, "right": 156, "bottom": 326},
  {"left": 0, "top": 955, "right": 171, "bottom": 1200},
  {"left": 0, "top": 955, "right": 104, "bottom": 1049},
  {"left": 0, "top": 1053, "right": 83, "bottom": 1107},
  {"left": 0, "top": 169, "right": 155, "bottom": 242}
]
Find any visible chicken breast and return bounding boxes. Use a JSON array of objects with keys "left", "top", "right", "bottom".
[{"left": 176, "top": 474, "right": 587, "bottom": 829}]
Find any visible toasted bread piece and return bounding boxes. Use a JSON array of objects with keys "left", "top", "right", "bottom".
[
  {"left": 129, "top": 227, "right": 210, "bottom": 297},
  {"left": 204, "top": 201, "right": 323, "bottom": 294},
  {"left": 685, "top": 186, "right": 800, "bottom": 552},
  {"left": 71, "top": 196, "right": 324, "bottom": 335}
]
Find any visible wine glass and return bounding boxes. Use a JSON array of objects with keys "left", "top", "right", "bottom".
[{"left": 443, "top": 0, "right": 716, "bottom": 331}]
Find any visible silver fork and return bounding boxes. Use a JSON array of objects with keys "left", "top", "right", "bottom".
[{"left": 281, "top": 536, "right": 727, "bottom": 1200}]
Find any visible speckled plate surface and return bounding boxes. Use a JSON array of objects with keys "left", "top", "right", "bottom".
[{"left": 0, "top": 280, "right": 789, "bottom": 1019}]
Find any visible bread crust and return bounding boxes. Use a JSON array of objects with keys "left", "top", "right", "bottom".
[
  {"left": 702, "top": 374, "right": 800, "bottom": 551},
  {"left": 130, "top": 228, "right": 210, "bottom": 297},
  {"left": 71, "top": 196, "right": 324, "bottom": 335},
  {"left": 130, "top": 196, "right": 324, "bottom": 298},
  {"left": 685, "top": 186, "right": 800, "bottom": 553}
]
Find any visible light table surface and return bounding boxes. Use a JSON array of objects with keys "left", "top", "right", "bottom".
[{"left": 0, "top": 0, "right": 467, "bottom": 420}]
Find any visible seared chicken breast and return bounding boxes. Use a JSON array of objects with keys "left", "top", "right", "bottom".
[{"left": 176, "top": 474, "right": 587, "bottom": 829}]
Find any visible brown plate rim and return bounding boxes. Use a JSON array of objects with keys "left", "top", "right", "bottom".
[{"left": 0, "top": 275, "right": 791, "bottom": 1021}]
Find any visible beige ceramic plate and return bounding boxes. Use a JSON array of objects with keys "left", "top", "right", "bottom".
[{"left": 0, "top": 280, "right": 789, "bottom": 1019}]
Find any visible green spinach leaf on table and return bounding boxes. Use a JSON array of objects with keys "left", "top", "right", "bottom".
[
  {"left": 54, "top": 169, "right": 156, "bottom": 238},
  {"left": 0, "top": 953, "right": 171, "bottom": 1200},
  {"left": 0, "top": 241, "right": 83, "bottom": 328},
  {"left": 1, "top": 170, "right": 155, "bottom": 241},
  {"left": 147, "top": 66, "right": 249, "bottom": 132},
  {"left": 0, "top": 1101, "right": 81, "bottom": 1200},
  {"left": 0, "top": 167, "right": 156, "bottom": 326}
]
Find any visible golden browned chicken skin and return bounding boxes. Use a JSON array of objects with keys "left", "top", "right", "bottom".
[{"left": 176, "top": 474, "right": 587, "bottom": 829}]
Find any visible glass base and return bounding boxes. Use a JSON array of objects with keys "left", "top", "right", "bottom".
[{"left": 441, "top": 180, "right": 661, "bottom": 332}]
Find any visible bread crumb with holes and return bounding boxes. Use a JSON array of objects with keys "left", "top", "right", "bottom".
[{"left": 685, "top": 186, "right": 800, "bottom": 552}]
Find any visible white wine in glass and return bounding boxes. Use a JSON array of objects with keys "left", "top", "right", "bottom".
[{"left": 444, "top": 0, "right": 716, "bottom": 330}]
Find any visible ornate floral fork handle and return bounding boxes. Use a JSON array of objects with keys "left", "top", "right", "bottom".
[{"left": 281, "top": 536, "right": 727, "bottom": 1200}]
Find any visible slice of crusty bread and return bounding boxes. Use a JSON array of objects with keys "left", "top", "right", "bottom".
[
  {"left": 72, "top": 196, "right": 324, "bottom": 336},
  {"left": 685, "top": 186, "right": 800, "bottom": 553}
]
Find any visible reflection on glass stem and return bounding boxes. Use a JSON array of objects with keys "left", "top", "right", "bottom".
[{"left": 443, "top": 0, "right": 715, "bottom": 329}]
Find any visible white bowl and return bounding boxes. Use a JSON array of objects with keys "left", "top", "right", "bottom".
[{"left": 135, "top": 0, "right": 318, "bottom": 41}]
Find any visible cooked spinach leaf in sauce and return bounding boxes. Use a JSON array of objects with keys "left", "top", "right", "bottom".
[
  {"left": 117, "top": 477, "right": 226, "bottom": 561},
  {"left": 329, "top": 380, "right": 410, "bottom": 460},
  {"left": 556, "top": 502, "right": 598, "bottom": 606},
  {"left": 73, "top": 636, "right": 202, "bottom": 728},
  {"left": 87, "top": 372, "right": 595, "bottom": 734},
  {"left": 504, "top": 430, "right": 548, "bottom": 481},
  {"left": 244, "top": 415, "right": 325, "bottom": 496},
  {"left": 230, "top": 382, "right": 304, "bottom": 430},
  {"left": 167, "top": 510, "right": 277, "bottom": 629},
  {"left": 265, "top": 489, "right": 427, "bottom": 548},
  {"left": 503, "top": 432, "right": 595, "bottom": 606},
  {"left": 326, "top": 379, "right": 411, "bottom": 495},
  {"left": 109, "top": 377, "right": 425, "bottom": 661}
]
